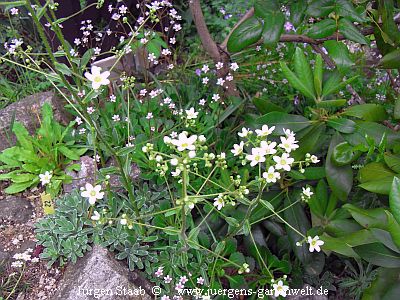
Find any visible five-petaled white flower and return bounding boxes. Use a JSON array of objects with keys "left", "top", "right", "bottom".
[
  {"left": 273, "top": 280, "right": 289, "bottom": 297},
  {"left": 302, "top": 187, "right": 314, "bottom": 199},
  {"left": 231, "top": 141, "right": 244, "bottom": 156},
  {"left": 171, "top": 132, "right": 197, "bottom": 151},
  {"left": 84, "top": 66, "right": 110, "bottom": 90},
  {"left": 307, "top": 235, "right": 324, "bottom": 252},
  {"left": 273, "top": 153, "right": 294, "bottom": 171},
  {"left": 255, "top": 125, "right": 275, "bottom": 137},
  {"left": 260, "top": 141, "right": 277, "bottom": 155},
  {"left": 279, "top": 136, "right": 299, "bottom": 153},
  {"left": 283, "top": 128, "right": 295, "bottom": 138},
  {"left": 81, "top": 183, "right": 104, "bottom": 205},
  {"left": 39, "top": 171, "right": 52, "bottom": 186},
  {"left": 185, "top": 107, "right": 198, "bottom": 119},
  {"left": 246, "top": 148, "right": 266, "bottom": 167},
  {"left": 238, "top": 127, "right": 252, "bottom": 138},
  {"left": 213, "top": 196, "right": 225, "bottom": 210},
  {"left": 263, "top": 166, "right": 281, "bottom": 183}
]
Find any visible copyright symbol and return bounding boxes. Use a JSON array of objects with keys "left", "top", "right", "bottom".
[{"left": 152, "top": 286, "right": 161, "bottom": 296}]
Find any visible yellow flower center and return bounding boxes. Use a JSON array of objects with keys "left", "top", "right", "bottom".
[
  {"left": 94, "top": 75, "right": 102, "bottom": 83},
  {"left": 90, "top": 190, "right": 97, "bottom": 196},
  {"left": 182, "top": 143, "right": 188, "bottom": 147}
]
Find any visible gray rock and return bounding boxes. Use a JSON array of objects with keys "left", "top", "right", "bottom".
[
  {"left": 0, "top": 196, "right": 34, "bottom": 223},
  {"left": 287, "top": 284, "right": 328, "bottom": 300},
  {"left": 51, "top": 245, "right": 151, "bottom": 300},
  {"left": 0, "top": 91, "right": 70, "bottom": 151},
  {"left": 104, "top": 157, "right": 141, "bottom": 189},
  {"left": 63, "top": 156, "right": 97, "bottom": 193}
]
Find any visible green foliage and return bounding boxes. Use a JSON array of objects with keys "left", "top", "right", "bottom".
[{"left": 0, "top": 103, "right": 86, "bottom": 196}]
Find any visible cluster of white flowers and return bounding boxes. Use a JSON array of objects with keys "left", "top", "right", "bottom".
[
  {"left": 232, "top": 126, "right": 318, "bottom": 185},
  {"left": 4, "top": 38, "right": 23, "bottom": 55},
  {"left": 154, "top": 266, "right": 207, "bottom": 300},
  {"left": 11, "top": 248, "right": 39, "bottom": 268}
]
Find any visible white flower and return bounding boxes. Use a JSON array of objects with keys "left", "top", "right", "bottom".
[
  {"left": 259, "top": 141, "right": 277, "bottom": 155},
  {"left": 230, "top": 62, "right": 239, "bottom": 71},
  {"left": 302, "top": 187, "right": 314, "bottom": 199},
  {"left": 279, "top": 136, "right": 299, "bottom": 153},
  {"left": 81, "top": 183, "right": 104, "bottom": 205},
  {"left": 171, "top": 132, "right": 197, "bottom": 151},
  {"left": 202, "top": 77, "right": 209, "bottom": 85},
  {"left": 212, "top": 93, "right": 220, "bottom": 101},
  {"left": 91, "top": 211, "right": 100, "bottom": 221},
  {"left": 273, "top": 280, "right": 289, "bottom": 297},
  {"left": 283, "top": 128, "right": 295, "bottom": 138},
  {"left": 84, "top": 66, "right": 110, "bottom": 90},
  {"left": 231, "top": 141, "right": 244, "bottom": 156},
  {"left": 170, "top": 158, "right": 178, "bottom": 166},
  {"left": 172, "top": 168, "right": 181, "bottom": 177},
  {"left": 216, "top": 78, "right": 225, "bottom": 86},
  {"left": 185, "top": 107, "right": 198, "bottom": 119},
  {"left": 246, "top": 148, "right": 266, "bottom": 167},
  {"left": 273, "top": 153, "right": 294, "bottom": 171},
  {"left": 307, "top": 236, "right": 324, "bottom": 252},
  {"left": 39, "top": 171, "right": 52, "bottom": 185},
  {"left": 10, "top": 8, "right": 19, "bottom": 15},
  {"left": 255, "top": 125, "right": 275, "bottom": 137},
  {"left": 120, "top": 218, "right": 127, "bottom": 225},
  {"left": 188, "top": 151, "right": 196, "bottom": 158},
  {"left": 263, "top": 166, "right": 281, "bottom": 183},
  {"left": 201, "top": 65, "right": 209, "bottom": 73},
  {"left": 310, "top": 155, "right": 320, "bottom": 163},
  {"left": 213, "top": 196, "right": 225, "bottom": 210},
  {"left": 238, "top": 127, "right": 252, "bottom": 138},
  {"left": 112, "top": 114, "right": 120, "bottom": 122},
  {"left": 216, "top": 62, "right": 224, "bottom": 69}
]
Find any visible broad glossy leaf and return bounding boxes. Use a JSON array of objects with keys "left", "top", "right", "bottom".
[
  {"left": 256, "top": 112, "right": 312, "bottom": 134},
  {"left": 320, "top": 234, "right": 359, "bottom": 257},
  {"left": 327, "top": 118, "right": 356, "bottom": 133},
  {"left": 322, "top": 72, "right": 358, "bottom": 97},
  {"left": 5, "top": 181, "right": 34, "bottom": 194},
  {"left": 389, "top": 177, "right": 400, "bottom": 225},
  {"left": 335, "top": 0, "right": 368, "bottom": 22},
  {"left": 384, "top": 152, "right": 400, "bottom": 173},
  {"left": 332, "top": 141, "right": 360, "bottom": 166},
  {"left": 262, "top": 11, "right": 285, "bottom": 46},
  {"left": 252, "top": 97, "right": 285, "bottom": 114},
  {"left": 307, "top": 0, "right": 335, "bottom": 17},
  {"left": 379, "top": 49, "right": 400, "bottom": 69},
  {"left": 294, "top": 47, "right": 315, "bottom": 98},
  {"left": 324, "top": 40, "right": 354, "bottom": 72},
  {"left": 343, "top": 104, "right": 388, "bottom": 122},
  {"left": 385, "top": 211, "right": 400, "bottom": 250},
  {"left": 358, "top": 162, "right": 396, "bottom": 183},
  {"left": 280, "top": 62, "right": 316, "bottom": 99},
  {"left": 314, "top": 54, "right": 323, "bottom": 97},
  {"left": 326, "top": 133, "right": 353, "bottom": 200},
  {"left": 359, "top": 177, "right": 395, "bottom": 195},
  {"left": 305, "top": 19, "right": 336, "bottom": 39},
  {"left": 338, "top": 18, "right": 369, "bottom": 44},
  {"left": 353, "top": 243, "right": 400, "bottom": 268},
  {"left": 343, "top": 204, "right": 388, "bottom": 229},
  {"left": 227, "top": 17, "right": 263, "bottom": 53}
]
